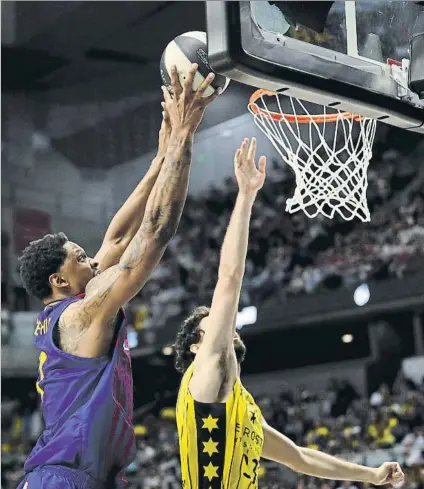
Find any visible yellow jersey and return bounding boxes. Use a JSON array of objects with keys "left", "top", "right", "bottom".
[{"left": 176, "top": 364, "right": 264, "bottom": 489}]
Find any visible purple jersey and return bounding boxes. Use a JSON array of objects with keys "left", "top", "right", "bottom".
[{"left": 24, "top": 295, "right": 136, "bottom": 488}]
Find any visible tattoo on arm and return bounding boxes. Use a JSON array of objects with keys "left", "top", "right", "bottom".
[
  {"left": 58, "top": 268, "right": 122, "bottom": 353},
  {"left": 120, "top": 137, "right": 193, "bottom": 271},
  {"left": 58, "top": 137, "right": 194, "bottom": 353}
]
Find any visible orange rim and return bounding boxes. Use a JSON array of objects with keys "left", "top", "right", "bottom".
[{"left": 248, "top": 89, "right": 366, "bottom": 124}]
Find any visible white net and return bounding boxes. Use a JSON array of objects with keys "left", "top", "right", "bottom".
[{"left": 248, "top": 92, "right": 377, "bottom": 222}]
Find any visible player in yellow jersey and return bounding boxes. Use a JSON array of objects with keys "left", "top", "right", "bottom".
[{"left": 173, "top": 138, "right": 404, "bottom": 489}]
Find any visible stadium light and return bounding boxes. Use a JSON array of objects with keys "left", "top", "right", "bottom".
[
  {"left": 162, "top": 346, "right": 173, "bottom": 356},
  {"left": 236, "top": 306, "right": 258, "bottom": 330},
  {"left": 127, "top": 327, "right": 138, "bottom": 349},
  {"left": 353, "top": 283, "right": 370, "bottom": 307},
  {"left": 341, "top": 334, "right": 354, "bottom": 344}
]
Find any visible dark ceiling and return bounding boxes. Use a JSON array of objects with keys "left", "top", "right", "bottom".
[
  {"left": 2, "top": 1, "right": 253, "bottom": 169},
  {"left": 3, "top": 2, "right": 208, "bottom": 93}
]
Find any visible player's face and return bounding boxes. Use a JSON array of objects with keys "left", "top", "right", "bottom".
[{"left": 56, "top": 242, "right": 100, "bottom": 295}]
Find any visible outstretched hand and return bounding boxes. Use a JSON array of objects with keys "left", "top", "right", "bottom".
[
  {"left": 162, "top": 63, "right": 221, "bottom": 135},
  {"left": 234, "top": 138, "right": 266, "bottom": 197},
  {"left": 157, "top": 103, "right": 171, "bottom": 157},
  {"left": 372, "top": 462, "right": 405, "bottom": 486}
]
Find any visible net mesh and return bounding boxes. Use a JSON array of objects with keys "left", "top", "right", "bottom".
[{"left": 248, "top": 92, "right": 377, "bottom": 222}]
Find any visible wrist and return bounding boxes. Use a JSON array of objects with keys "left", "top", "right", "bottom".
[
  {"left": 238, "top": 189, "right": 257, "bottom": 202},
  {"left": 362, "top": 467, "right": 379, "bottom": 483},
  {"left": 170, "top": 127, "right": 195, "bottom": 143},
  {"left": 152, "top": 154, "right": 165, "bottom": 166}
]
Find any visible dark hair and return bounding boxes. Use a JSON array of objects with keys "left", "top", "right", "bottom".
[
  {"left": 173, "top": 306, "right": 210, "bottom": 374},
  {"left": 19, "top": 233, "right": 69, "bottom": 300}
]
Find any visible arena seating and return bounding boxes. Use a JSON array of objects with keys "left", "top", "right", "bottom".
[
  {"left": 2, "top": 369, "right": 423, "bottom": 489},
  {"left": 134, "top": 135, "right": 424, "bottom": 329}
]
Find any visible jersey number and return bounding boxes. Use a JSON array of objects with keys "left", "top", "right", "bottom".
[
  {"left": 242, "top": 454, "right": 259, "bottom": 485},
  {"left": 35, "top": 351, "right": 47, "bottom": 400}
]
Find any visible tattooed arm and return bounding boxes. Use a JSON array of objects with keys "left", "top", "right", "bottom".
[
  {"left": 58, "top": 132, "right": 193, "bottom": 355},
  {"left": 93, "top": 110, "right": 171, "bottom": 271},
  {"left": 59, "top": 63, "right": 221, "bottom": 356}
]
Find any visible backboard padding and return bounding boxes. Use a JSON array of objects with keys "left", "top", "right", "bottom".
[{"left": 206, "top": 1, "right": 424, "bottom": 133}]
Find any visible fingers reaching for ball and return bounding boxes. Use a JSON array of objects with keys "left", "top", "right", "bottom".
[
  {"left": 183, "top": 63, "right": 199, "bottom": 93},
  {"left": 170, "top": 65, "right": 183, "bottom": 98},
  {"left": 186, "top": 68, "right": 223, "bottom": 105},
  {"left": 179, "top": 64, "right": 222, "bottom": 105},
  {"left": 166, "top": 62, "right": 225, "bottom": 102},
  {"left": 160, "top": 30, "right": 229, "bottom": 107},
  {"left": 161, "top": 62, "right": 225, "bottom": 134},
  {"left": 157, "top": 102, "right": 171, "bottom": 156},
  {"left": 161, "top": 101, "right": 171, "bottom": 127},
  {"left": 195, "top": 72, "right": 215, "bottom": 98},
  {"left": 203, "top": 83, "right": 223, "bottom": 104}
]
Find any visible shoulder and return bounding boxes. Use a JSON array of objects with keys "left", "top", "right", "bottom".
[
  {"left": 52, "top": 299, "right": 94, "bottom": 355},
  {"left": 59, "top": 299, "right": 92, "bottom": 331},
  {"left": 84, "top": 266, "right": 122, "bottom": 299},
  {"left": 60, "top": 268, "right": 121, "bottom": 330},
  {"left": 240, "top": 383, "right": 259, "bottom": 407},
  {"left": 58, "top": 299, "right": 119, "bottom": 356},
  {"left": 59, "top": 297, "right": 120, "bottom": 334}
]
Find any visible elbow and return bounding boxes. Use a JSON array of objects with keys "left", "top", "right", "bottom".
[
  {"left": 154, "top": 224, "right": 177, "bottom": 247},
  {"left": 274, "top": 443, "right": 308, "bottom": 473},
  {"left": 262, "top": 422, "right": 309, "bottom": 474},
  {"left": 144, "top": 216, "right": 178, "bottom": 248},
  {"left": 291, "top": 448, "right": 309, "bottom": 474},
  {"left": 104, "top": 235, "right": 127, "bottom": 247},
  {"left": 147, "top": 203, "right": 181, "bottom": 247}
]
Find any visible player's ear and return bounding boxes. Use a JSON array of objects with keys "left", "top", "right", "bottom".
[
  {"left": 189, "top": 343, "right": 199, "bottom": 355},
  {"left": 49, "top": 273, "right": 69, "bottom": 290}
]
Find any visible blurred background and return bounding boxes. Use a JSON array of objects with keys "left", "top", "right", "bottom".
[{"left": 1, "top": 2, "right": 424, "bottom": 489}]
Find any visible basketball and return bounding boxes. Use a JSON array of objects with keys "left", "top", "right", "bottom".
[{"left": 160, "top": 31, "right": 230, "bottom": 98}]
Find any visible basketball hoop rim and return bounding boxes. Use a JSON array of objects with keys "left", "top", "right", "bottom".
[{"left": 248, "top": 89, "right": 367, "bottom": 124}]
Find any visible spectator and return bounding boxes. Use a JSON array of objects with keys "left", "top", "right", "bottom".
[
  {"left": 129, "top": 137, "right": 424, "bottom": 329},
  {"left": 367, "top": 411, "right": 397, "bottom": 448},
  {"left": 370, "top": 384, "right": 391, "bottom": 407}
]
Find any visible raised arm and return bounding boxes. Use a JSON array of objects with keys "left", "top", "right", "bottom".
[
  {"left": 66, "top": 65, "right": 220, "bottom": 330},
  {"left": 93, "top": 110, "right": 171, "bottom": 271},
  {"left": 261, "top": 419, "right": 404, "bottom": 486},
  {"left": 189, "top": 138, "right": 266, "bottom": 402}
]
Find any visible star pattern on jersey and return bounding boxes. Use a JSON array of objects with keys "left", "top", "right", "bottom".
[
  {"left": 249, "top": 408, "right": 257, "bottom": 424},
  {"left": 202, "top": 414, "right": 219, "bottom": 433},
  {"left": 196, "top": 407, "right": 225, "bottom": 489},
  {"left": 203, "top": 462, "right": 219, "bottom": 481},
  {"left": 203, "top": 438, "right": 219, "bottom": 457}
]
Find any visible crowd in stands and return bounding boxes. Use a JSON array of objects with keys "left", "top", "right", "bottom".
[
  {"left": 109, "top": 370, "right": 424, "bottom": 489},
  {"left": 2, "top": 6, "right": 424, "bottom": 487},
  {"left": 133, "top": 135, "right": 424, "bottom": 329},
  {"left": 125, "top": 370, "right": 424, "bottom": 489},
  {"left": 1, "top": 130, "right": 423, "bottom": 335},
  {"left": 2, "top": 369, "right": 423, "bottom": 489}
]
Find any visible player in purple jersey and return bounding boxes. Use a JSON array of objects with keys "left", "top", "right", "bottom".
[{"left": 17, "top": 65, "right": 220, "bottom": 489}]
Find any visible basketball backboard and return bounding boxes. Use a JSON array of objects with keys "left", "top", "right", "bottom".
[{"left": 206, "top": 1, "right": 424, "bottom": 133}]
